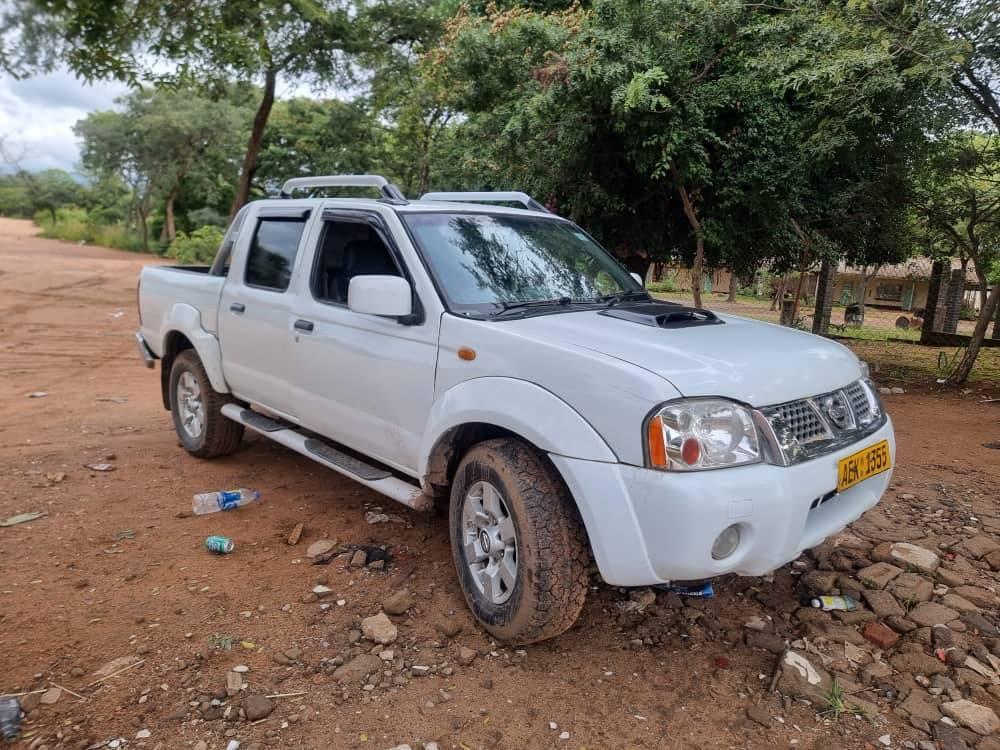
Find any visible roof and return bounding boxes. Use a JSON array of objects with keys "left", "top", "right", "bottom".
[{"left": 837, "top": 257, "right": 979, "bottom": 283}]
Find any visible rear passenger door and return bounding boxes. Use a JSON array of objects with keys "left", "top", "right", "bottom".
[{"left": 218, "top": 207, "right": 310, "bottom": 418}]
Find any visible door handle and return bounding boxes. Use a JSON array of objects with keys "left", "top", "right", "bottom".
[
  {"left": 230, "top": 302, "right": 245, "bottom": 313},
  {"left": 294, "top": 319, "right": 315, "bottom": 333}
]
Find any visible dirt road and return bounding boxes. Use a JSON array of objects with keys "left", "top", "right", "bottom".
[{"left": 2, "top": 218, "right": 999, "bottom": 750}]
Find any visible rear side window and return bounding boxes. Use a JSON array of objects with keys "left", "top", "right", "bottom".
[{"left": 245, "top": 218, "right": 307, "bottom": 291}]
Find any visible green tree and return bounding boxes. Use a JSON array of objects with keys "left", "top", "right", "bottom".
[
  {"left": 75, "top": 86, "right": 249, "bottom": 247},
  {"left": 2, "top": 0, "right": 360, "bottom": 218}
]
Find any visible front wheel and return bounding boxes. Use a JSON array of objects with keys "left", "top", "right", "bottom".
[
  {"left": 169, "top": 350, "right": 243, "bottom": 458},
  {"left": 449, "top": 439, "right": 589, "bottom": 644}
]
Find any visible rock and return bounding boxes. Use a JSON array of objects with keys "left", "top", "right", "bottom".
[
  {"left": 890, "top": 543, "right": 940, "bottom": 575},
  {"left": 860, "top": 661, "right": 893, "bottom": 684},
  {"left": 40, "top": 687, "right": 61, "bottom": 704},
  {"left": 776, "top": 649, "right": 833, "bottom": 704},
  {"left": 746, "top": 704, "right": 771, "bottom": 728},
  {"left": 312, "top": 584, "right": 334, "bottom": 598},
  {"left": 457, "top": 647, "right": 478, "bottom": 666},
  {"left": 243, "top": 694, "right": 275, "bottom": 721},
  {"left": 889, "top": 572, "right": 934, "bottom": 604},
  {"left": 745, "top": 631, "right": 786, "bottom": 654},
  {"left": 960, "top": 612, "right": 999, "bottom": 637},
  {"left": 984, "top": 549, "right": 1000, "bottom": 572},
  {"left": 287, "top": 522, "right": 304, "bottom": 545},
  {"left": 136, "top": 730, "right": 151, "bottom": 739},
  {"left": 886, "top": 615, "right": 918, "bottom": 634},
  {"left": 877, "top": 735, "right": 891, "bottom": 747},
  {"left": 411, "top": 665, "right": 431, "bottom": 676},
  {"left": 361, "top": 612, "right": 398, "bottom": 645},
  {"left": 955, "top": 535, "right": 1000, "bottom": 560},
  {"left": 940, "top": 594, "right": 979, "bottom": 614},
  {"left": 933, "top": 723, "right": 971, "bottom": 750},
  {"left": 306, "top": 539, "right": 337, "bottom": 559},
  {"left": 333, "top": 653, "right": 384, "bottom": 683},
  {"left": 435, "top": 618, "right": 463, "bottom": 638},
  {"left": 910, "top": 602, "right": 960, "bottom": 628},
  {"left": 890, "top": 650, "right": 949, "bottom": 676},
  {"left": 227, "top": 671, "right": 243, "bottom": 696},
  {"left": 349, "top": 549, "right": 367, "bottom": 568},
  {"left": 940, "top": 699, "right": 1000, "bottom": 735},
  {"left": 932, "top": 625, "right": 954, "bottom": 648},
  {"left": 863, "top": 589, "right": 904, "bottom": 617},
  {"left": 802, "top": 570, "right": 840, "bottom": 594},
  {"left": 744, "top": 616, "right": 768, "bottom": 632},
  {"left": 937, "top": 568, "right": 967, "bottom": 588},
  {"left": 899, "top": 689, "right": 943, "bottom": 722},
  {"left": 858, "top": 562, "right": 904, "bottom": 589},
  {"left": 863, "top": 621, "right": 900, "bottom": 650},
  {"left": 382, "top": 589, "right": 415, "bottom": 615},
  {"left": 194, "top": 742, "right": 208, "bottom": 750},
  {"left": 952, "top": 586, "right": 999, "bottom": 609}
]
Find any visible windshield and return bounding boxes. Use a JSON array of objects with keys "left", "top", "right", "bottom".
[{"left": 402, "top": 212, "right": 642, "bottom": 315}]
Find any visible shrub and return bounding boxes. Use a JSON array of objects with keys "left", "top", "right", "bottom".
[
  {"left": 34, "top": 206, "right": 146, "bottom": 251},
  {"left": 646, "top": 279, "right": 676, "bottom": 293},
  {"left": 168, "top": 225, "right": 225, "bottom": 264}
]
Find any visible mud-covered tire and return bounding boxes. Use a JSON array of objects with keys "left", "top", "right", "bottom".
[
  {"left": 449, "top": 438, "right": 589, "bottom": 644},
  {"left": 169, "top": 350, "right": 243, "bottom": 458}
]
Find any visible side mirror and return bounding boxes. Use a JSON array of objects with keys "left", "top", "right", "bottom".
[
  {"left": 348, "top": 275, "right": 413, "bottom": 317},
  {"left": 630, "top": 272, "right": 644, "bottom": 287}
]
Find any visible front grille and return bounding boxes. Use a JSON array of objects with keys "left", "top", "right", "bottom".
[
  {"left": 761, "top": 379, "right": 886, "bottom": 465},
  {"left": 772, "top": 401, "right": 828, "bottom": 443},
  {"left": 845, "top": 381, "right": 875, "bottom": 426}
]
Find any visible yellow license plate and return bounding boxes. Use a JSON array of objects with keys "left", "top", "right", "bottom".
[{"left": 837, "top": 440, "right": 891, "bottom": 492}]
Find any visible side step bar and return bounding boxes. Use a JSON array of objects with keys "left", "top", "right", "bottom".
[{"left": 221, "top": 404, "right": 432, "bottom": 511}]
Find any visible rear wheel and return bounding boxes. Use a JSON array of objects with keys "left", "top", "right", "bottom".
[
  {"left": 449, "top": 439, "right": 589, "bottom": 644},
  {"left": 169, "top": 350, "right": 243, "bottom": 458}
]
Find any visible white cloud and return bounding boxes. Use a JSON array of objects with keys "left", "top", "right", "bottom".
[{"left": 0, "top": 68, "right": 127, "bottom": 174}]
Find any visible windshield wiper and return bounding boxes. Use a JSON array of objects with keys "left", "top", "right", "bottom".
[
  {"left": 490, "top": 297, "right": 577, "bottom": 318},
  {"left": 599, "top": 289, "right": 651, "bottom": 307}
]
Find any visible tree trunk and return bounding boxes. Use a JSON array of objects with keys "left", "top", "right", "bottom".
[
  {"left": 671, "top": 165, "right": 703, "bottom": 309},
  {"left": 949, "top": 281, "right": 1000, "bottom": 384},
  {"left": 229, "top": 67, "right": 278, "bottom": 222},
  {"left": 771, "top": 274, "right": 788, "bottom": 311},
  {"left": 161, "top": 188, "right": 178, "bottom": 243},
  {"left": 727, "top": 272, "right": 738, "bottom": 302}
]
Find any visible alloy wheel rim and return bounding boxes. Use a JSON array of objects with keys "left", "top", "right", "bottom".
[
  {"left": 177, "top": 371, "right": 205, "bottom": 439},
  {"left": 461, "top": 480, "right": 518, "bottom": 605}
]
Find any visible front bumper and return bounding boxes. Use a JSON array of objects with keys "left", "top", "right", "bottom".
[
  {"left": 550, "top": 417, "right": 895, "bottom": 586},
  {"left": 135, "top": 332, "right": 156, "bottom": 368}
]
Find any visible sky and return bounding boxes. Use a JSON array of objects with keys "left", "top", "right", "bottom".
[{"left": 0, "top": 68, "right": 127, "bottom": 173}]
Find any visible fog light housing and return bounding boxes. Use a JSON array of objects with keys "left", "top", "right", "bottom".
[{"left": 711, "top": 524, "right": 741, "bottom": 560}]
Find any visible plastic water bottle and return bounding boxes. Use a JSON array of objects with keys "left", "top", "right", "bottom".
[
  {"left": 0, "top": 697, "right": 21, "bottom": 740},
  {"left": 192, "top": 489, "right": 261, "bottom": 515}
]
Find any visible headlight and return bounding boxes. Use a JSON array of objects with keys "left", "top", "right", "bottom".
[{"left": 645, "top": 398, "right": 761, "bottom": 471}]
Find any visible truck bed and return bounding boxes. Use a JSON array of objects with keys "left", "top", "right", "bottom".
[{"left": 139, "top": 265, "right": 226, "bottom": 353}]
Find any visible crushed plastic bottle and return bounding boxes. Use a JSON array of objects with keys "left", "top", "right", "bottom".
[
  {"left": 810, "top": 595, "right": 858, "bottom": 612},
  {"left": 191, "top": 489, "right": 261, "bottom": 516},
  {"left": 0, "top": 697, "right": 22, "bottom": 741}
]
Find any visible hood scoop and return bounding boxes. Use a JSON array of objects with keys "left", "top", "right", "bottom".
[{"left": 598, "top": 301, "right": 723, "bottom": 329}]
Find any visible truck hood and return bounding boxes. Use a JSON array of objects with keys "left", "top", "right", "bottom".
[{"left": 504, "top": 309, "right": 863, "bottom": 406}]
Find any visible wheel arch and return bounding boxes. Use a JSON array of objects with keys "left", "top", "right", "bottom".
[
  {"left": 158, "top": 303, "right": 229, "bottom": 409},
  {"left": 419, "top": 377, "right": 618, "bottom": 496}
]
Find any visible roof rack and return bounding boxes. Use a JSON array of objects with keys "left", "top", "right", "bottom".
[
  {"left": 279, "top": 175, "right": 407, "bottom": 202},
  {"left": 419, "top": 191, "right": 549, "bottom": 213}
]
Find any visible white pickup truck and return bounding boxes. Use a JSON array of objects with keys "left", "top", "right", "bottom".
[{"left": 137, "top": 175, "right": 895, "bottom": 643}]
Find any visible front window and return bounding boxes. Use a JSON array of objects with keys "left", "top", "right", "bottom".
[{"left": 403, "top": 212, "right": 642, "bottom": 316}]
